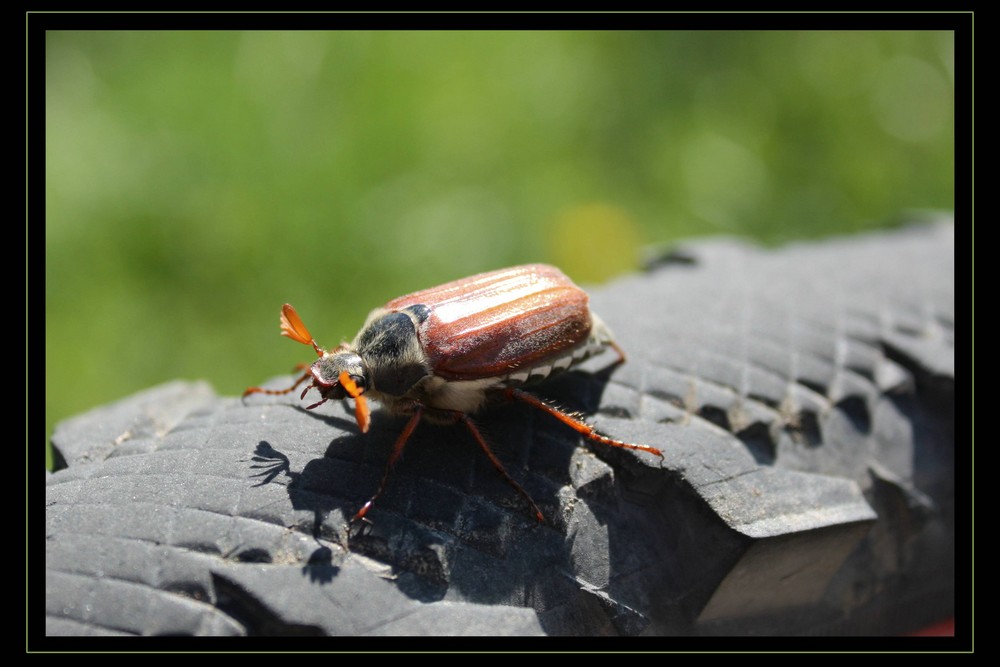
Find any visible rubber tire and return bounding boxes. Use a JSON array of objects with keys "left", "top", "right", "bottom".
[{"left": 45, "top": 220, "right": 955, "bottom": 636}]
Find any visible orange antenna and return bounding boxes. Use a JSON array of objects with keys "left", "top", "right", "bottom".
[{"left": 280, "top": 304, "right": 324, "bottom": 357}]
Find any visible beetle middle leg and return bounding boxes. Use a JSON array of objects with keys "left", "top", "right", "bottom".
[{"left": 351, "top": 402, "right": 546, "bottom": 525}]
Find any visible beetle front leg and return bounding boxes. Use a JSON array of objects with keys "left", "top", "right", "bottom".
[{"left": 242, "top": 369, "right": 313, "bottom": 402}]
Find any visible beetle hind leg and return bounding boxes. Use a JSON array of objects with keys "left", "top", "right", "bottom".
[
  {"left": 590, "top": 312, "right": 627, "bottom": 365},
  {"left": 506, "top": 387, "right": 663, "bottom": 458},
  {"left": 608, "top": 340, "right": 628, "bottom": 365}
]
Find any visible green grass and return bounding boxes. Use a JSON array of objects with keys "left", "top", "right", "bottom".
[{"left": 44, "top": 30, "right": 955, "bottom": 466}]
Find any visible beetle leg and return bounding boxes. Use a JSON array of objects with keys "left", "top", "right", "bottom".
[
  {"left": 242, "top": 370, "right": 313, "bottom": 402},
  {"left": 455, "top": 413, "right": 546, "bottom": 524},
  {"left": 351, "top": 403, "right": 424, "bottom": 523},
  {"left": 591, "top": 313, "right": 627, "bottom": 365},
  {"left": 609, "top": 340, "right": 628, "bottom": 365},
  {"left": 506, "top": 387, "right": 663, "bottom": 458}
]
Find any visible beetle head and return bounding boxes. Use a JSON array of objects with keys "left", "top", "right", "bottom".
[
  {"left": 308, "top": 351, "right": 366, "bottom": 399},
  {"left": 302, "top": 351, "right": 371, "bottom": 433},
  {"left": 278, "top": 303, "right": 371, "bottom": 433}
]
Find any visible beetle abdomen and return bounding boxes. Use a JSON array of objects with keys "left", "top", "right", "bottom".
[
  {"left": 384, "top": 264, "right": 594, "bottom": 381},
  {"left": 501, "top": 329, "right": 608, "bottom": 385}
]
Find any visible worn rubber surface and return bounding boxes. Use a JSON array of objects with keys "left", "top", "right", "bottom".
[{"left": 45, "top": 221, "right": 955, "bottom": 636}]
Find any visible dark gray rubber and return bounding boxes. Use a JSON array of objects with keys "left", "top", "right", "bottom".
[{"left": 45, "top": 220, "right": 955, "bottom": 636}]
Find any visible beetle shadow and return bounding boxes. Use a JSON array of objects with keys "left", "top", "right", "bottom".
[
  {"left": 247, "top": 438, "right": 367, "bottom": 585},
  {"left": 331, "top": 405, "right": 563, "bottom": 603},
  {"left": 287, "top": 403, "right": 361, "bottom": 433},
  {"left": 245, "top": 407, "right": 467, "bottom": 597},
  {"left": 528, "top": 364, "right": 623, "bottom": 415},
  {"left": 331, "top": 364, "right": 645, "bottom": 609},
  {"left": 486, "top": 364, "right": 684, "bottom": 633},
  {"left": 242, "top": 361, "right": 665, "bottom": 621}
]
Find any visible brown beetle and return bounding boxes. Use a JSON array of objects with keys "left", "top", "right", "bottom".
[{"left": 244, "top": 264, "right": 663, "bottom": 523}]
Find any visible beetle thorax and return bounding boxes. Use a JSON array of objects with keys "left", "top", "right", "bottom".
[{"left": 353, "top": 308, "right": 432, "bottom": 397}]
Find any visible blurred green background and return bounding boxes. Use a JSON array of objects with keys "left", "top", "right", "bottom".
[{"left": 45, "top": 31, "right": 954, "bottom": 465}]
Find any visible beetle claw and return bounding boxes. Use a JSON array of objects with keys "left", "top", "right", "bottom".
[{"left": 351, "top": 501, "right": 374, "bottom": 525}]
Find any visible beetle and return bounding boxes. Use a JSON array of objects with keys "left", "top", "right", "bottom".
[{"left": 243, "top": 264, "right": 663, "bottom": 524}]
